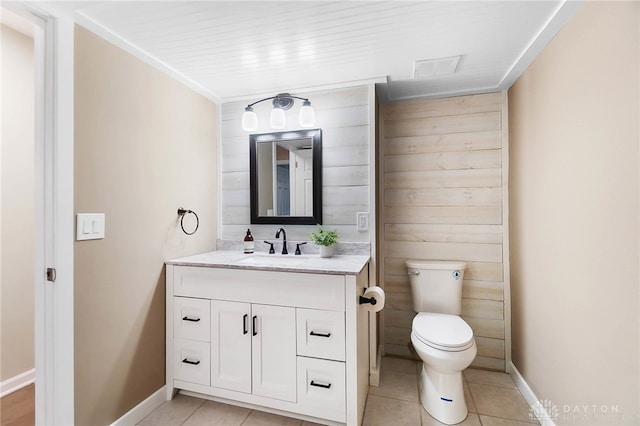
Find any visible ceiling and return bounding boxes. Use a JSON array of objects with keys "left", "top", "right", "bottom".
[{"left": 55, "top": 1, "right": 582, "bottom": 103}]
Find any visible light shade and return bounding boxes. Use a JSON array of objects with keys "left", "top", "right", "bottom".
[
  {"left": 298, "top": 100, "right": 315, "bottom": 127},
  {"left": 242, "top": 107, "right": 258, "bottom": 132},
  {"left": 270, "top": 107, "right": 286, "bottom": 129}
]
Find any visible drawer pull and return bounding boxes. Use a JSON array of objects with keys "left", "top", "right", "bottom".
[
  {"left": 243, "top": 314, "right": 248, "bottom": 335},
  {"left": 310, "top": 380, "right": 331, "bottom": 389},
  {"left": 310, "top": 331, "right": 331, "bottom": 338},
  {"left": 182, "top": 358, "right": 200, "bottom": 365},
  {"left": 182, "top": 316, "right": 201, "bottom": 322}
]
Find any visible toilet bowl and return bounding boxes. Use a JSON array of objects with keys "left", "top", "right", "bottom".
[
  {"left": 411, "top": 312, "right": 477, "bottom": 424},
  {"left": 406, "top": 260, "right": 477, "bottom": 425}
]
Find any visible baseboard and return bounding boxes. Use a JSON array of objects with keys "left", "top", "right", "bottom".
[
  {"left": 0, "top": 369, "right": 35, "bottom": 398},
  {"left": 110, "top": 385, "right": 167, "bottom": 426},
  {"left": 507, "top": 361, "right": 557, "bottom": 426}
]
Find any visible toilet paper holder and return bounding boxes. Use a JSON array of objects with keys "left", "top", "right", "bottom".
[{"left": 359, "top": 288, "right": 377, "bottom": 305}]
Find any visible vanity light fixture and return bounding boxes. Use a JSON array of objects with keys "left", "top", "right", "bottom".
[{"left": 241, "top": 93, "right": 315, "bottom": 132}]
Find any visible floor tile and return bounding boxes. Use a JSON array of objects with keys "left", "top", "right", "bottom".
[
  {"left": 138, "top": 394, "right": 205, "bottom": 426},
  {"left": 182, "top": 400, "right": 250, "bottom": 426},
  {"left": 242, "top": 410, "right": 303, "bottom": 425},
  {"left": 362, "top": 395, "right": 421, "bottom": 426},
  {"left": 463, "top": 380, "right": 476, "bottom": 413},
  {"left": 479, "top": 414, "right": 540, "bottom": 425},
  {"left": 421, "top": 408, "right": 481, "bottom": 426},
  {"left": 468, "top": 383, "right": 533, "bottom": 423},
  {"left": 463, "top": 369, "right": 517, "bottom": 389},
  {"left": 369, "top": 369, "right": 419, "bottom": 402},
  {"left": 381, "top": 356, "right": 419, "bottom": 375}
]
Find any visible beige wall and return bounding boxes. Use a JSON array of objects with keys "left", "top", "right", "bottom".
[
  {"left": 0, "top": 25, "right": 35, "bottom": 382},
  {"left": 509, "top": 1, "right": 639, "bottom": 424},
  {"left": 74, "top": 26, "right": 218, "bottom": 425},
  {"left": 380, "top": 93, "right": 507, "bottom": 370}
]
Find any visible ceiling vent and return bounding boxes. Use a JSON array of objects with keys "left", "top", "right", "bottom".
[{"left": 414, "top": 55, "right": 462, "bottom": 80}]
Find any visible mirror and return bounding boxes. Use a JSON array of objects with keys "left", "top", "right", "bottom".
[{"left": 250, "top": 129, "right": 322, "bottom": 225}]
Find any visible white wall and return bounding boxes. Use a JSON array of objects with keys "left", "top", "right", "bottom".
[
  {"left": 220, "top": 86, "right": 373, "bottom": 249},
  {"left": 0, "top": 24, "right": 35, "bottom": 383}
]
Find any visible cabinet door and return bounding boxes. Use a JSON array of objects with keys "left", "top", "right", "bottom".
[
  {"left": 251, "top": 304, "right": 296, "bottom": 402},
  {"left": 211, "top": 300, "right": 252, "bottom": 393}
]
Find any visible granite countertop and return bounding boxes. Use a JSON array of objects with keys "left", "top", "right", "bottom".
[{"left": 166, "top": 250, "right": 370, "bottom": 275}]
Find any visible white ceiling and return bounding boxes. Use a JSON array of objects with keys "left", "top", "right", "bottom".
[{"left": 58, "top": 1, "right": 582, "bottom": 103}]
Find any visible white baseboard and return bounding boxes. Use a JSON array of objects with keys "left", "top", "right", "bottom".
[
  {"left": 110, "top": 385, "right": 167, "bottom": 426},
  {"left": 507, "top": 361, "right": 557, "bottom": 426},
  {"left": 0, "top": 369, "right": 35, "bottom": 398}
]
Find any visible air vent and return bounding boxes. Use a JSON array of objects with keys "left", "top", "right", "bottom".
[{"left": 414, "top": 55, "right": 462, "bottom": 80}]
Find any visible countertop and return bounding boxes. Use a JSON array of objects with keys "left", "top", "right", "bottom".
[{"left": 166, "top": 250, "right": 370, "bottom": 275}]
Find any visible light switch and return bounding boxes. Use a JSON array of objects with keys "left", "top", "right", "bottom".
[
  {"left": 76, "top": 213, "right": 105, "bottom": 241},
  {"left": 356, "top": 212, "right": 369, "bottom": 231}
]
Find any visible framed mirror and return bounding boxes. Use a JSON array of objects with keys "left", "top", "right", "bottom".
[{"left": 249, "top": 129, "right": 322, "bottom": 225}]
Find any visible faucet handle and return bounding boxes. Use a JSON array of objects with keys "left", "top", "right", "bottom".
[
  {"left": 263, "top": 241, "right": 275, "bottom": 254},
  {"left": 295, "top": 242, "right": 307, "bottom": 255}
]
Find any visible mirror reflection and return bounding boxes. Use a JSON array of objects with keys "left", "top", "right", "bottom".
[{"left": 250, "top": 129, "right": 322, "bottom": 225}]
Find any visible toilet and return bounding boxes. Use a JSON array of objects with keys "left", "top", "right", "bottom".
[{"left": 406, "top": 260, "right": 477, "bottom": 425}]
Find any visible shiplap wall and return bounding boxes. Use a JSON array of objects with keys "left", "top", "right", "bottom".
[
  {"left": 380, "top": 92, "right": 507, "bottom": 370},
  {"left": 220, "top": 86, "right": 373, "bottom": 245}
]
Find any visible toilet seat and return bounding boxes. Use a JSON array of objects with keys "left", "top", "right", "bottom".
[{"left": 412, "top": 313, "right": 474, "bottom": 352}]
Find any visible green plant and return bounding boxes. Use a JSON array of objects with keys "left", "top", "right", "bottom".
[{"left": 310, "top": 225, "right": 339, "bottom": 247}]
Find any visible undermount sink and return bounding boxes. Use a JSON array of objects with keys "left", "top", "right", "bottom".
[{"left": 239, "top": 253, "right": 315, "bottom": 267}]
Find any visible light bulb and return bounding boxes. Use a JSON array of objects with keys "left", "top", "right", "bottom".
[
  {"left": 241, "top": 106, "right": 258, "bottom": 132},
  {"left": 298, "top": 100, "right": 315, "bottom": 127},
  {"left": 270, "top": 107, "right": 286, "bottom": 129}
]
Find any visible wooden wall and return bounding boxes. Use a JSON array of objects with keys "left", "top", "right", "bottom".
[
  {"left": 220, "top": 86, "right": 373, "bottom": 244},
  {"left": 379, "top": 92, "right": 507, "bottom": 370}
]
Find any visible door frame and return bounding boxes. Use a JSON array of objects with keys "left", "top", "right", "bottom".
[{"left": 2, "top": 3, "right": 75, "bottom": 424}]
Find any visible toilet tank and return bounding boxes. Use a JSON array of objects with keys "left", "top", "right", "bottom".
[{"left": 406, "top": 260, "right": 467, "bottom": 315}]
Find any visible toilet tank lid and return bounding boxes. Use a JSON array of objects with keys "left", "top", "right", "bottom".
[{"left": 405, "top": 260, "right": 466, "bottom": 270}]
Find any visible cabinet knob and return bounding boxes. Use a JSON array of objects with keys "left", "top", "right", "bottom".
[
  {"left": 309, "top": 331, "right": 331, "bottom": 338},
  {"left": 182, "top": 358, "right": 200, "bottom": 365},
  {"left": 182, "top": 316, "right": 201, "bottom": 322}
]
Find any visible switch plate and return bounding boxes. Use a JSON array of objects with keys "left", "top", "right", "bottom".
[
  {"left": 356, "top": 212, "right": 369, "bottom": 231},
  {"left": 76, "top": 213, "right": 105, "bottom": 241}
]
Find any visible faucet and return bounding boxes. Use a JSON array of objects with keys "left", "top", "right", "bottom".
[{"left": 275, "top": 228, "right": 288, "bottom": 255}]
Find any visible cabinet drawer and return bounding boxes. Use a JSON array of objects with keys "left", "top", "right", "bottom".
[
  {"left": 173, "top": 266, "right": 345, "bottom": 311},
  {"left": 174, "top": 297, "right": 210, "bottom": 342},
  {"left": 173, "top": 339, "right": 210, "bottom": 386},
  {"left": 296, "top": 357, "right": 346, "bottom": 422},
  {"left": 296, "top": 309, "right": 345, "bottom": 361}
]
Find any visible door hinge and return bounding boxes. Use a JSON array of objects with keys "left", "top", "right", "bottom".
[{"left": 46, "top": 267, "right": 56, "bottom": 283}]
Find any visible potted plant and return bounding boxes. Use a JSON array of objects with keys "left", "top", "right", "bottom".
[{"left": 310, "top": 225, "right": 339, "bottom": 258}]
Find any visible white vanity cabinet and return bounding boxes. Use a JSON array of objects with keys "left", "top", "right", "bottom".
[{"left": 166, "top": 253, "right": 370, "bottom": 426}]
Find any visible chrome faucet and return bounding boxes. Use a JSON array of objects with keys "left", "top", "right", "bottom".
[{"left": 275, "top": 228, "right": 288, "bottom": 255}]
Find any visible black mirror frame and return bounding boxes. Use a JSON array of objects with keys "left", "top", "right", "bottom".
[{"left": 249, "top": 129, "right": 322, "bottom": 225}]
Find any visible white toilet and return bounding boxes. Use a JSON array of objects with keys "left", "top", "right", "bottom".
[{"left": 406, "top": 260, "right": 477, "bottom": 425}]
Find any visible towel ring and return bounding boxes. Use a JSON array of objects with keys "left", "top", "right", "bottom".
[{"left": 177, "top": 208, "right": 199, "bottom": 235}]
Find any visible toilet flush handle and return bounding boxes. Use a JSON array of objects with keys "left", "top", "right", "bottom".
[{"left": 408, "top": 270, "right": 420, "bottom": 276}]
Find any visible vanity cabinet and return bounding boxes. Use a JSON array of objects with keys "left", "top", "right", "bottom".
[{"left": 166, "top": 255, "right": 370, "bottom": 426}]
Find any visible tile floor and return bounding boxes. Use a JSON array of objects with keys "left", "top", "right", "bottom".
[{"left": 139, "top": 357, "right": 539, "bottom": 426}]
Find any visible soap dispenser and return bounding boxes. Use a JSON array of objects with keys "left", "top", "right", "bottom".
[{"left": 243, "top": 229, "right": 254, "bottom": 254}]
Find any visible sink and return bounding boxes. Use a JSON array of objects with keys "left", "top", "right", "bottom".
[{"left": 238, "top": 253, "right": 315, "bottom": 267}]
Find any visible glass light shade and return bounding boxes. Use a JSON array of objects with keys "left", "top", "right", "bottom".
[
  {"left": 270, "top": 107, "right": 286, "bottom": 129},
  {"left": 242, "top": 107, "right": 258, "bottom": 132},
  {"left": 298, "top": 101, "right": 315, "bottom": 127}
]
